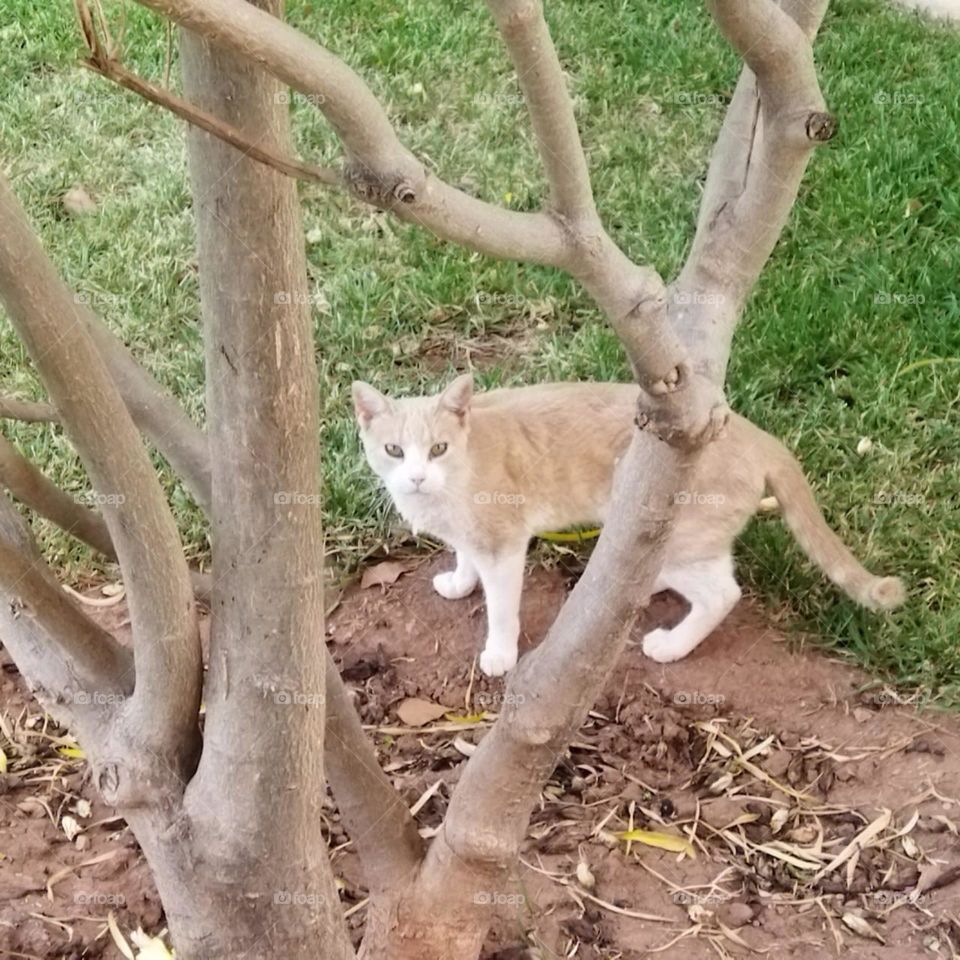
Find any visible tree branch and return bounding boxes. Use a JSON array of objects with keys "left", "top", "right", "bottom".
[
  {"left": 0, "top": 173, "right": 202, "bottom": 803},
  {"left": 0, "top": 495, "right": 133, "bottom": 735},
  {"left": 0, "top": 396, "right": 57, "bottom": 422},
  {"left": 75, "top": 0, "right": 339, "bottom": 188},
  {"left": 673, "top": 0, "right": 834, "bottom": 379},
  {"left": 484, "top": 0, "right": 595, "bottom": 220},
  {"left": 85, "top": 318, "right": 212, "bottom": 516},
  {"left": 324, "top": 649, "right": 423, "bottom": 895},
  {"left": 0, "top": 431, "right": 116, "bottom": 556}
]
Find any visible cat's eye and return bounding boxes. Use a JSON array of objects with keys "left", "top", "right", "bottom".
[
  {"left": 429, "top": 442, "right": 448, "bottom": 459},
  {"left": 384, "top": 443, "right": 404, "bottom": 459}
]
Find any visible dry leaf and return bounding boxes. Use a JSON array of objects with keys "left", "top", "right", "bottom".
[
  {"left": 842, "top": 912, "right": 885, "bottom": 943},
  {"left": 395, "top": 698, "right": 449, "bottom": 726},
  {"left": 576, "top": 860, "right": 596, "bottom": 890},
  {"left": 61, "top": 815, "right": 81, "bottom": 841},
  {"left": 360, "top": 560, "right": 414, "bottom": 590},
  {"left": 615, "top": 829, "right": 695, "bottom": 858},
  {"left": 63, "top": 186, "right": 98, "bottom": 216}
]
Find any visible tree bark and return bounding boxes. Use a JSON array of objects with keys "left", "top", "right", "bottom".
[{"left": 127, "top": 3, "right": 355, "bottom": 956}]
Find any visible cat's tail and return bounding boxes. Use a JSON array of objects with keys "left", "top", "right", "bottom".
[{"left": 762, "top": 434, "right": 905, "bottom": 611}]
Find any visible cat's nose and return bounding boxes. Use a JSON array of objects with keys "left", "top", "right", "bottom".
[{"left": 410, "top": 475, "right": 425, "bottom": 488}]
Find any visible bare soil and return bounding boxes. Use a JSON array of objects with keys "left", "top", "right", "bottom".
[{"left": 2, "top": 555, "right": 959, "bottom": 959}]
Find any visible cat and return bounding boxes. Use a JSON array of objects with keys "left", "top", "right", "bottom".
[{"left": 353, "top": 375, "right": 904, "bottom": 677}]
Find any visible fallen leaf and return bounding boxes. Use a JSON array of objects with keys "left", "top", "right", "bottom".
[
  {"left": 131, "top": 929, "right": 175, "bottom": 959},
  {"left": 395, "top": 698, "right": 449, "bottom": 727},
  {"left": 108, "top": 912, "right": 136, "bottom": 959},
  {"left": 445, "top": 712, "right": 487, "bottom": 724},
  {"left": 615, "top": 829, "right": 695, "bottom": 858},
  {"left": 62, "top": 186, "right": 98, "bottom": 216},
  {"left": 360, "top": 560, "right": 414, "bottom": 590},
  {"left": 842, "top": 912, "right": 885, "bottom": 943},
  {"left": 61, "top": 815, "right": 81, "bottom": 841}
]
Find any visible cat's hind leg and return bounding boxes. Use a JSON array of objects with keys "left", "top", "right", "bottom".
[
  {"left": 473, "top": 545, "right": 528, "bottom": 677},
  {"left": 642, "top": 555, "right": 741, "bottom": 663},
  {"left": 433, "top": 549, "right": 479, "bottom": 600}
]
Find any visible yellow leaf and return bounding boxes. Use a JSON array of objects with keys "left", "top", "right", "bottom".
[
  {"left": 0, "top": 747, "right": 7, "bottom": 773},
  {"left": 59, "top": 746, "right": 86, "bottom": 759},
  {"left": 445, "top": 712, "right": 487, "bottom": 724},
  {"left": 503, "top": 192, "right": 513, "bottom": 204},
  {"left": 615, "top": 829, "right": 695, "bottom": 858}
]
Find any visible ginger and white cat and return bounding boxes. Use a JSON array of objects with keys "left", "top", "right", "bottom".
[{"left": 353, "top": 376, "right": 904, "bottom": 677}]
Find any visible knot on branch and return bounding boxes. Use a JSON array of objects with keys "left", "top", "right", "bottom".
[
  {"left": 344, "top": 163, "right": 418, "bottom": 208},
  {"left": 805, "top": 111, "right": 838, "bottom": 144},
  {"left": 636, "top": 367, "right": 730, "bottom": 452}
]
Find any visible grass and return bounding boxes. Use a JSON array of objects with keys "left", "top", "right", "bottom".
[{"left": 0, "top": 0, "right": 958, "bottom": 702}]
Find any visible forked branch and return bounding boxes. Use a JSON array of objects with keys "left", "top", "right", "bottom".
[{"left": 0, "top": 173, "right": 202, "bottom": 802}]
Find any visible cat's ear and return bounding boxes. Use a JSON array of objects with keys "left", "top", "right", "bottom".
[
  {"left": 439, "top": 374, "right": 473, "bottom": 423},
  {"left": 352, "top": 381, "right": 389, "bottom": 428}
]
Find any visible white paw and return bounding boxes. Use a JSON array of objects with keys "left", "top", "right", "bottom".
[
  {"left": 642, "top": 628, "right": 692, "bottom": 663},
  {"left": 433, "top": 571, "right": 477, "bottom": 600},
  {"left": 479, "top": 646, "right": 518, "bottom": 677}
]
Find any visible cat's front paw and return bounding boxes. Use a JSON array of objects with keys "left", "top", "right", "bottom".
[
  {"left": 642, "top": 628, "right": 690, "bottom": 663},
  {"left": 479, "top": 646, "right": 518, "bottom": 677},
  {"left": 433, "top": 571, "right": 477, "bottom": 600}
]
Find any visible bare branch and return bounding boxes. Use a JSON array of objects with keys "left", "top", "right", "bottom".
[
  {"left": 0, "top": 172, "right": 202, "bottom": 801},
  {"left": 0, "top": 495, "right": 133, "bottom": 732},
  {"left": 85, "top": 318, "right": 212, "bottom": 516},
  {"left": 673, "top": 0, "right": 834, "bottom": 379},
  {"left": 484, "top": 0, "right": 595, "bottom": 220},
  {"left": 324, "top": 649, "right": 423, "bottom": 894},
  {"left": 0, "top": 395, "right": 58, "bottom": 422},
  {"left": 75, "top": 0, "right": 339, "bottom": 187},
  {"left": 0, "top": 431, "right": 116, "bottom": 556},
  {"left": 132, "top": 0, "right": 570, "bottom": 266}
]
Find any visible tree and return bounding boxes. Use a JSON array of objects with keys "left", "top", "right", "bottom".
[{"left": 0, "top": 0, "right": 835, "bottom": 956}]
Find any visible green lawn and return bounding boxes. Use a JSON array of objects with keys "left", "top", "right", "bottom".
[{"left": 1, "top": 0, "right": 958, "bottom": 702}]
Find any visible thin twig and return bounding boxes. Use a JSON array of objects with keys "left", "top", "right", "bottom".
[{"left": 75, "top": 0, "right": 340, "bottom": 187}]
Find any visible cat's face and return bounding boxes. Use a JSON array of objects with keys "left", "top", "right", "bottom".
[{"left": 352, "top": 375, "right": 473, "bottom": 500}]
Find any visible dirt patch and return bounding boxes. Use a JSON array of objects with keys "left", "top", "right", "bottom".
[{"left": 2, "top": 558, "right": 959, "bottom": 958}]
